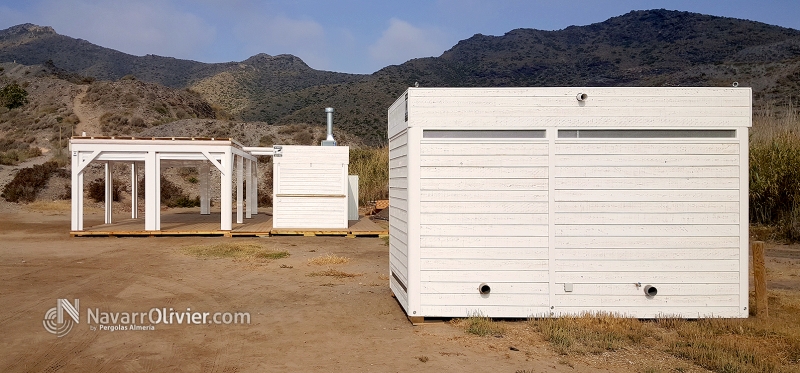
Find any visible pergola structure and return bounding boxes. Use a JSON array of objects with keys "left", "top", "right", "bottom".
[{"left": 70, "top": 137, "right": 259, "bottom": 232}]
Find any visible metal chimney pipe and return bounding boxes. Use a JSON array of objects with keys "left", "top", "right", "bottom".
[{"left": 321, "top": 107, "right": 336, "bottom": 146}]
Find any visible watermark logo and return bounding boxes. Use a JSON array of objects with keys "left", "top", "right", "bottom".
[
  {"left": 43, "top": 298, "right": 250, "bottom": 336},
  {"left": 43, "top": 299, "right": 79, "bottom": 337}
]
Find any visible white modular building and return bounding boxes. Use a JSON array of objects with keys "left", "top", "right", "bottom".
[
  {"left": 387, "top": 87, "right": 751, "bottom": 319},
  {"left": 272, "top": 145, "right": 350, "bottom": 229}
]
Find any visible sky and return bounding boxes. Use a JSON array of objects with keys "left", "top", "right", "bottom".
[{"left": 1, "top": 0, "right": 799, "bottom": 74}]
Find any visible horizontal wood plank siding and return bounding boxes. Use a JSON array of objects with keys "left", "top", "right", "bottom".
[
  {"left": 419, "top": 140, "right": 549, "bottom": 313},
  {"left": 388, "top": 130, "right": 410, "bottom": 310},
  {"left": 386, "top": 87, "right": 750, "bottom": 318},
  {"left": 272, "top": 196, "right": 347, "bottom": 229},
  {"left": 272, "top": 145, "right": 349, "bottom": 229},
  {"left": 553, "top": 140, "right": 742, "bottom": 314}
]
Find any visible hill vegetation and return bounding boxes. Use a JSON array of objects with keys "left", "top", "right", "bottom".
[
  {"left": 2, "top": 9, "right": 800, "bottom": 240},
  {"left": 4, "top": 10, "right": 800, "bottom": 144}
]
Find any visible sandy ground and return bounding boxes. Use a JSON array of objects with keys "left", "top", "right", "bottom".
[
  {"left": 1, "top": 203, "right": 797, "bottom": 372},
  {"left": 0, "top": 205, "right": 598, "bottom": 373}
]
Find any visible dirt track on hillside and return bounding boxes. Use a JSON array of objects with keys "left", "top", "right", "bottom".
[{"left": 72, "top": 85, "right": 102, "bottom": 136}]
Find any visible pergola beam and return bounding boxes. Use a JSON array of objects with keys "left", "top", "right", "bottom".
[{"left": 69, "top": 138, "right": 260, "bottom": 233}]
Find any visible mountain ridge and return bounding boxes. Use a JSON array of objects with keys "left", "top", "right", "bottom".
[{"left": 2, "top": 9, "right": 800, "bottom": 145}]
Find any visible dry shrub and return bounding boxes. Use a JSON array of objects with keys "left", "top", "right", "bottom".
[
  {"left": 1, "top": 161, "right": 63, "bottom": 202},
  {"left": 259, "top": 135, "right": 275, "bottom": 147},
  {"left": 292, "top": 130, "right": 314, "bottom": 145},
  {"left": 25, "top": 200, "right": 71, "bottom": 213},
  {"left": 750, "top": 107, "right": 800, "bottom": 242},
  {"left": 460, "top": 313, "right": 506, "bottom": 337},
  {"left": 519, "top": 296, "right": 800, "bottom": 373},
  {"left": 307, "top": 269, "right": 361, "bottom": 278},
  {"left": 656, "top": 292, "right": 800, "bottom": 373},
  {"left": 182, "top": 243, "right": 289, "bottom": 260},
  {"left": 307, "top": 253, "right": 350, "bottom": 265},
  {"left": 0, "top": 138, "right": 42, "bottom": 165},
  {"left": 349, "top": 147, "right": 389, "bottom": 205},
  {"left": 137, "top": 175, "right": 200, "bottom": 207},
  {"left": 87, "top": 178, "right": 122, "bottom": 202},
  {"left": 258, "top": 188, "right": 272, "bottom": 207},
  {"left": 277, "top": 124, "right": 299, "bottom": 135},
  {"left": 529, "top": 313, "right": 653, "bottom": 355},
  {"left": 25, "top": 200, "right": 102, "bottom": 214}
]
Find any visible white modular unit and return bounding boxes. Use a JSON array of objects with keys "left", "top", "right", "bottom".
[
  {"left": 273, "top": 145, "right": 350, "bottom": 229},
  {"left": 387, "top": 87, "right": 752, "bottom": 319}
]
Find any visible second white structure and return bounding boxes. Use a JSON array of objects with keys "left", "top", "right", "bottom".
[{"left": 387, "top": 87, "right": 751, "bottom": 319}]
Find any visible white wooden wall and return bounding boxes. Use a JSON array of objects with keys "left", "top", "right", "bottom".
[
  {"left": 273, "top": 145, "right": 349, "bottom": 229},
  {"left": 552, "top": 139, "right": 743, "bottom": 318},
  {"left": 388, "top": 87, "right": 751, "bottom": 319},
  {"left": 388, "top": 97, "right": 410, "bottom": 311},
  {"left": 418, "top": 139, "right": 550, "bottom": 317}
]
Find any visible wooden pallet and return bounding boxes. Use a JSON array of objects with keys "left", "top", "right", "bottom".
[
  {"left": 71, "top": 230, "right": 229, "bottom": 237},
  {"left": 406, "top": 316, "right": 450, "bottom": 326},
  {"left": 71, "top": 213, "right": 388, "bottom": 238}
]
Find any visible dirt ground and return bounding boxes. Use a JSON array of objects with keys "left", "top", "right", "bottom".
[{"left": 0, "top": 203, "right": 797, "bottom": 373}]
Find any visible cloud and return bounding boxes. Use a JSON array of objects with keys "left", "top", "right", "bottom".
[
  {"left": 233, "top": 14, "right": 330, "bottom": 69},
  {"left": 35, "top": 0, "right": 215, "bottom": 60},
  {"left": 368, "top": 18, "right": 448, "bottom": 66}
]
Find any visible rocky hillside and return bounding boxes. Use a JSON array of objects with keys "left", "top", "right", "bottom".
[
  {"left": 272, "top": 10, "right": 800, "bottom": 144},
  {"left": 3, "top": 9, "right": 800, "bottom": 145},
  {"left": 0, "top": 60, "right": 363, "bottom": 165}
]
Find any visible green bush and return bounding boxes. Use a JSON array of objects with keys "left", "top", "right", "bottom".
[{"left": 0, "top": 83, "right": 28, "bottom": 109}]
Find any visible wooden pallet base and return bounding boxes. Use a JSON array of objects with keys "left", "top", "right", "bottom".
[
  {"left": 407, "top": 316, "right": 451, "bottom": 326},
  {"left": 72, "top": 229, "right": 387, "bottom": 238},
  {"left": 71, "top": 213, "right": 388, "bottom": 238}
]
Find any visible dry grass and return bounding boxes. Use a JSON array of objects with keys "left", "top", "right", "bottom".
[
  {"left": 657, "top": 291, "right": 800, "bottom": 373},
  {"left": 307, "top": 269, "right": 362, "bottom": 278},
  {"left": 513, "top": 291, "right": 800, "bottom": 372},
  {"left": 24, "top": 200, "right": 103, "bottom": 214},
  {"left": 307, "top": 253, "right": 350, "bottom": 265},
  {"left": 24, "top": 200, "right": 71, "bottom": 212},
  {"left": 458, "top": 313, "right": 506, "bottom": 337},
  {"left": 349, "top": 147, "right": 389, "bottom": 205},
  {"left": 182, "top": 243, "right": 289, "bottom": 261},
  {"left": 530, "top": 313, "right": 657, "bottom": 356},
  {"left": 750, "top": 106, "right": 800, "bottom": 242}
]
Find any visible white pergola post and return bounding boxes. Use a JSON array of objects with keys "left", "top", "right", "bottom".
[
  {"left": 144, "top": 151, "right": 161, "bottom": 231},
  {"left": 131, "top": 163, "right": 138, "bottom": 219},
  {"left": 200, "top": 162, "right": 210, "bottom": 215},
  {"left": 104, "top": 162, "right": 113, "bottom": 224},
  {"left": 220, "top": 151, "right": 233, "bottom": 231},
  {"left": 71, "top": 151, "right": 84, "bottom": 231},
  {"left": 253, "top": 161, "right": 258, "bottom": 215},
  {"left": 245, "top": 158, "right": 253, "bottom": 219},
  {"left": 236, "top": 155, "right": 243, "bottom": 224}
]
